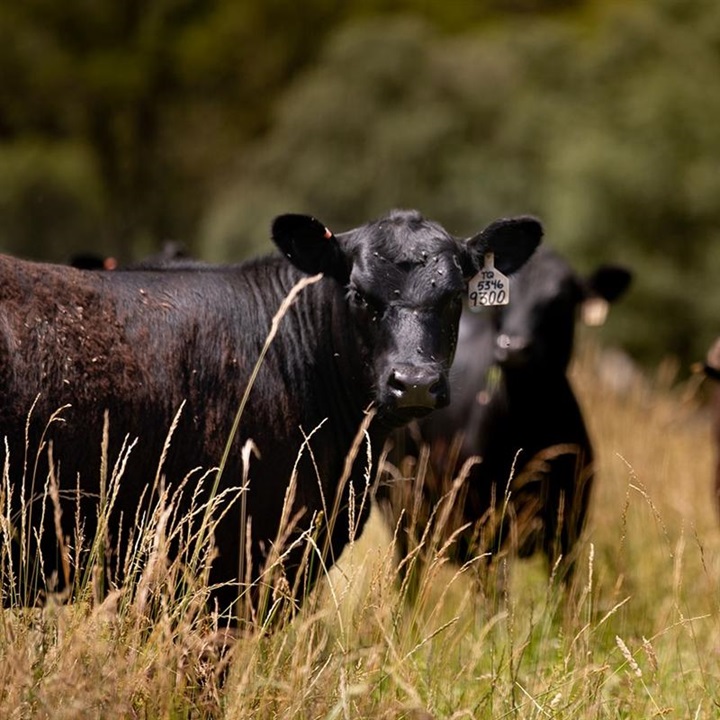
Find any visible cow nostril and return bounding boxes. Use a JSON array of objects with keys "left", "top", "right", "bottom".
[
  {"left": 388, "top": 370, "right": 407, "bottom": 392},
  {"left": 429, "top": 379, "right": 442, "bottom": 396}
]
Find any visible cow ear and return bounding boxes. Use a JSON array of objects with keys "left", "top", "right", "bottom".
[
  {"left": 462, "top": 216, "right": 543, "bottom": 278},
  {"left": 586, "top": 265, "right": 633, "bottom": 303},
  {"left": 272, "top": 214, "right": 350, "bottom": 282}
]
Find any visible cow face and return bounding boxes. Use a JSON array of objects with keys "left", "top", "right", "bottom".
[
  {"left": 491, "top": 246, "right": 632, "bottom": 371},
  {"left": 273, "top": 210, "right": 541, "bottom": 424}
]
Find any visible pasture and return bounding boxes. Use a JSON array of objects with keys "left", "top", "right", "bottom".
[{"left": 1, "top": 341, "right": 719, "bottom": 719}]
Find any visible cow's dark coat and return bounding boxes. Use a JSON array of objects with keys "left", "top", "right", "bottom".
[
  {"left": 0, "top": 209, "right": 541, "bottom": 620},
  {"left": 379, "top": 246, "right": 631, "bottom": 582}
]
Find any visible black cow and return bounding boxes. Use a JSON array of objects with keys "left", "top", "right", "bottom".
[
  {"left": 69, "top": 240, "right": 190, "bottom": 271},
  {"left": 379, "top": 245, "right": 631, "bottom": 585},
  {"left": 0, "top": 209, "right": 541, "bottom": 622},
  {"left": 69, "top": 253, "right": 119, "bottom": 270},
  {"left": 702, "top": 337, "right": 720, "bottom": 517}
]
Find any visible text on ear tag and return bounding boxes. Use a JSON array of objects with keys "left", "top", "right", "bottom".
[{"left": 468, "top": 252, "right": 510, "bottom": 311}]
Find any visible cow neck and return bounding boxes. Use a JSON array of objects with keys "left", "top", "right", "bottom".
[
  {"left": 275, "top": 263, "right": 377, "bottom": 446},
  {"left": 321, "top": 279, "right": 379, "bottom": 442}
]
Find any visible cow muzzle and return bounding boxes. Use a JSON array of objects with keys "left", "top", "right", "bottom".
[{"left": 386, "top": 365, "right": 449, "bottom": 413}]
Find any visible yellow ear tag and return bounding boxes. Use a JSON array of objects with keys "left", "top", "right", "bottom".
[{"left": 468, "top": 252, "right": 510, "bottom": 312}]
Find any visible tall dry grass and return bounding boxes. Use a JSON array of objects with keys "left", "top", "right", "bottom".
[{"left": 2, "top": 340, "right": 720, "bottom": 719}]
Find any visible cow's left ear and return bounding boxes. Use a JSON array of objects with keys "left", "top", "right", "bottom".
[
  {"left": 586, "top": 265, "right": 633, "bottom": 303},
  {"left": 272, "top": 214, "right": 350, "bottom": 282},
  {"left": 462, "top": 216, "right": 543, "bottom": 278}
]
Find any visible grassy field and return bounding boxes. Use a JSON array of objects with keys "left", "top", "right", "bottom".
[{"left": 2, "top": 342, "right": 719, "bottom": 719}]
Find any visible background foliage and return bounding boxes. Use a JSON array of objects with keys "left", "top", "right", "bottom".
[{"left": 1, "top": 0, "right": 719, "bottom": 368}]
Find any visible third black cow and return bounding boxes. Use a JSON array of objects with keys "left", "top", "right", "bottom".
[
  {"left": 0, "top": 209, "right": 541, "bottom": 623},
  {"left": 702, "top": 337, "right": 720, "bottom": 518},
  {"left": 379, "top": 245, "right": 631, "bottom": 583}
]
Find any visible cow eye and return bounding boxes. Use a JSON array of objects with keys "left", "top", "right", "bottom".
[
  {"left": 348, "top": 287, "right": 366, "bottom": 307},
  {"left": 348, "top": 286, "right": 384, "bottom": 319}
]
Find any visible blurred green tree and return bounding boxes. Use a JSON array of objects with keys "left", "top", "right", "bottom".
[
  {"left": 540, "top": 0, "right": 720, "bottom": 364},
  {"left": 0, "top": 0, "right": 579, "bottom": 262},
  {"left": 0, "top": 0, "right": 345, "bottom": 260}
]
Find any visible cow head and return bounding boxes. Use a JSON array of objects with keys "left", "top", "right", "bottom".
[
  {"left": 491, "top": 246, "right": 633, "bottom": 371},
  {"left": 273, "top": 209, "right": 541, "bottom": 425}
]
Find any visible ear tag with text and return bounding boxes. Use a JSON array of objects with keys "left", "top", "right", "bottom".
[{"left": 468, "top": 252, "right": 510, "bottom": 311}]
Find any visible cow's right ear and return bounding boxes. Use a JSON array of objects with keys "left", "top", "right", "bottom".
[
  {"left": 272, "top": 214, "right": 350, "bottom": 282},
  {"left": 461, "top": 216, "right": 543, "bottom": 278}
]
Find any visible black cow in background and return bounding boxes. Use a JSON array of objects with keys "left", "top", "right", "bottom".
[
  {"left": 0, "top": 209, "right": 541, "bottom": 624},
  {"left": 378, "top": 245, "right": 632, "bottom": 587},
  {"left": 702, "top": 337, "right": 720, "bottom": 517},
  {"left": 69, "top": 253, "right": 119, "bottom": 270},
  {"left": 69, "top": 240, "right": 190, "bottom": 271}
]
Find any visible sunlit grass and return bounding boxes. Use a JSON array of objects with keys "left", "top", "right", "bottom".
[{"left": 2, "top": 340, "right": 720, "bottom": 718}]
